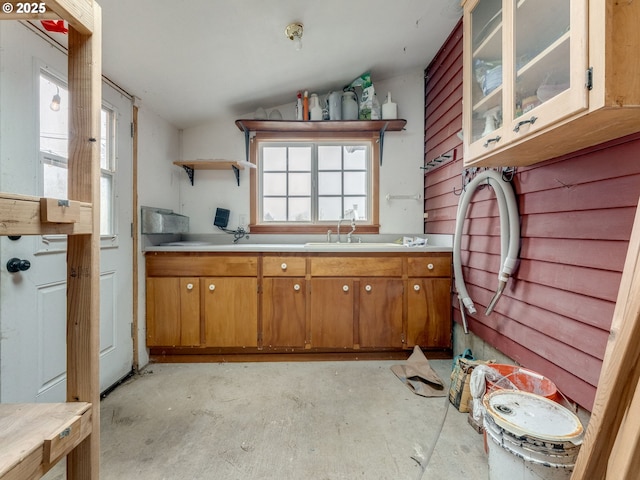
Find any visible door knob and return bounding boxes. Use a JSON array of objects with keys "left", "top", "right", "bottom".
[{"left": 7, "top": 258, "right": 31, "bottom": 273}]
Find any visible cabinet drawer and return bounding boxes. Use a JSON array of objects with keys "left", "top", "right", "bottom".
[
  {"left": 311, "top": 257, "right": 402, "bottom": 277},
  {"left": 146, "top": 254, "right": 258, "bottom": 276},
  {"left": 407, "top": 255, "right": 451, "bottom": 277},
  {"left": 263, "top": 256, "right": 306, "bottom": 276}
]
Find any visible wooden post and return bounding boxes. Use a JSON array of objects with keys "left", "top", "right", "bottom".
[
  {"left": 571, "top": 197, "right": 640, "bottom": 479},
  {"left": 66, "top": 4, "right": 101, "bottom": 479}
]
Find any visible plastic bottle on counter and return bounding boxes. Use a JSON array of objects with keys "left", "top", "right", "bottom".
[
  {"left": 296, "top": 91, "right": 303, "bottom": 120},
  {"left": 303, "top": 90, "right": 309, "bottom": 121}
]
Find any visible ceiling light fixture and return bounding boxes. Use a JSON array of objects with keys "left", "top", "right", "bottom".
[
  {"left": 285, "top": 22, "right": 303, "bottom": 51},
  {"left": 50, "top": 86, "right": 61, "bottom": 111}
]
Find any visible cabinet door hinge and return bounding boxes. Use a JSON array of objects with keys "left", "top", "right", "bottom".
[
  {"left": 586, "top": 67, "right": 593, "bottom": 91},
  {"left": 131, "top": 122, "right": 135, "bottom": 138},
  {"left": 130, "top": 322, "right": 135, "bottom": 339}
]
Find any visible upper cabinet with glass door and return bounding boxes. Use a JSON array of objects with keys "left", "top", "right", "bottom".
[{"left": 463, "top": 0, "right": 640, "bottom": 167}]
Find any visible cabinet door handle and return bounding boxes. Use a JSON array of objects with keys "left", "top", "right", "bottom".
[
  {"left": 186, "top": 283, "right": 194, "bottom": 290},
  {"left": 209, "top": 284, "right": 215, "bottom": 291},
  {"left": 342, "top": 285, "right": 350, "bottom": 292},
  {"left": 364, "top": 284, "right": 372, "bottom": 292},
  {"left": 413, "top": 284, "right": 421, "bottom": 291},
  {"left": 483, "top": 136, "right": 501, "bottom": 148},
  {"left": 281, "top": 263, "right": 287, "bottom": 270},
  {"left": 513, "top": 116, "right": 537, "bottom": 132},
  {"left": 293, "top": 284, "right": 301, "bottom": 291}
]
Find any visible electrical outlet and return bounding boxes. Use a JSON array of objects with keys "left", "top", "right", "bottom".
[{"left": 239, "top": 214, "right": 248, "bottom": 228}]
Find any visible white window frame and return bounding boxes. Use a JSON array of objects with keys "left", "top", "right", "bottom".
[
  {"left": 250, "top": 133, "right": 380, "bottom": 234},
  {"left": 38, "top": 67, "right": 119, "bottom": 251}
]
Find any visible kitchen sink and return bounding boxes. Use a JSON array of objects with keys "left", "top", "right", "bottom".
[{"left": 304, "top": 242, "right": 403, "bottom": 248}]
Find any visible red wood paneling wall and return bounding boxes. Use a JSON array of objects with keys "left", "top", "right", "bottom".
[{"left": 424, "top": 20, "right": 640, "bottom": 411}]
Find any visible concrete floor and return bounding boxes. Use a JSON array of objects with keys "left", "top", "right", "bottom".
[{"left": 44, "top": 359, "right": 488, "bottom": 479}]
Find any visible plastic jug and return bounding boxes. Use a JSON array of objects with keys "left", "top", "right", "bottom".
[
  {"left": 328, "top": 91, "right": 342, "bottom": 120},
  {"left": 309, "top": 93, "right": 323, "bottom": 121},
  {"left": 382, "top": 92, "right": 397, "bottom": 119},
  {"left": 342, "top": 91, "right": 358, "bottom": 120}
]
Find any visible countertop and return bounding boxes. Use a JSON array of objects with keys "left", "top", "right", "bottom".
[{"left": 144, "top": 241, "right": 452, "bottom": 253}]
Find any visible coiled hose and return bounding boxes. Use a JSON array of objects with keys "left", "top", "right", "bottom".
[{"left": 453, "top": 169, "right": 520, "bottom": 333}]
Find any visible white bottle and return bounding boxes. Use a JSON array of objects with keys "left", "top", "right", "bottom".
[
  {"left": 309, "top": 93, "right": 323, "bottom": 121},
  {"left": 382, "top": 92, "right": 398, "bottom": 120}
]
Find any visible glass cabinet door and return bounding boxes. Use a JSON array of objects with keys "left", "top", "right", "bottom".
[
  {"left": 469, "top": 0, "right": 503, "bottom": 144},
  {"left": 513, "top": 0, "right": 571, "bottom": 125}
]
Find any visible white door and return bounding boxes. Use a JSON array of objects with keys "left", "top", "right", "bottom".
[{"left": 0, "top": 22, "right": 133, "bottom": 402}]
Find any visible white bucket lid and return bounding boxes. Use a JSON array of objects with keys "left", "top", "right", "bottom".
[{"left": 483, "top": 390, "right": 584, "bottom": 445}]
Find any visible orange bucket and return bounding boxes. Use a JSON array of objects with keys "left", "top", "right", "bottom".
[{"left": 485, "top": 364, "right": 559, "bottom": 402}]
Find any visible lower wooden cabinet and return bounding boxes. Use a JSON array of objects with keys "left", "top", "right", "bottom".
[
  {"left": 203, "top": 277, "right": 257, "bottom": 347},
  {"left": 310, "top": 278, "right": 355, "bottom": 348},
  {"left": 146, "top": 277, "right": 200, "bottom": 347},
  {"left": 262, "top": 277, "right": 306, "bottom": 348},
  {"left": 358, "top": 278, "right": 404, "bottom": 348},
  {"left": 145, "top": 251, "right": 452, "bottom": 354},
  {"left": 407, "top": 277, "right": 452, "bottom": 349}
]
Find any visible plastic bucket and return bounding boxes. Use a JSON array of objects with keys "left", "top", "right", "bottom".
[
  {"left": 483, "top": 390, "right": 583, "bottom": 480},
  {"left": 486, "top": 364, "right": 559, "bottom": 402}
]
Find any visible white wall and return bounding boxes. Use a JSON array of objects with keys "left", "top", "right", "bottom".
[
  {"left": 179, "top": 69, "right": 426, "bottom": 235},
  {"left": 136, "top": 104, "right": 181, "bottom": 367}
]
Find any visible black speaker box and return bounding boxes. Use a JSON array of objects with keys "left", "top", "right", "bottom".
[{"left": 214, "top": 208, "right": 230, "bottom": 228}]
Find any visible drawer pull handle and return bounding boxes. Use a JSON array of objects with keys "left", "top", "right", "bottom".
[
  {"left": 342, "top": 285, "right": 349, "bottom": 292},
  {"left": 427, "top": 263, "right": 434, "bottom": 270},
  {"left": 414, "top": 284, "right": 421, "bottom": 291},
  {"left": 513, "top": 116, "right": 537, "bottom": 133},
  {"left": 59, "top": 427, "right": 71, "bottom": 439},
  {"left": 365, "top": 284, "right": 372, "bottom": 292},
  {"left": 186, "top": 283, "right": 194, "bottom": 290},
  {"left": 281, "top": 263, "right": 287, "bottom": 270},
  {"left": 483, "top": 136, "right": 501, "bottom": 148},
  {"left": 209, "top": 284, "right": 215, "bottom": 291},
  {"left": 293, "top": 284, "right": 301, "bottom": 291}
]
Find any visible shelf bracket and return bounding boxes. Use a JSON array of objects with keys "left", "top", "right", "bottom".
[
  {"left": 181, "top": 165, "right": 195, "bottom": 186},
  {"left": 240, "top": 124, "right": 250, "bottom": 163},
  {"left": 378, "top": 121, "right": 389, "bottom": 165},
  {"left": 232, "top": 165, "right": 240, "bottom": 186}
]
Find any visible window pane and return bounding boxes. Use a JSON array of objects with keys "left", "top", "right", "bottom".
[
  {"left": 101, "top": 175, "right": 113, "bottom": 235},
  {"left": 289, "top": 172, "right": 310, "bottom": 196},
  {"left": 347, "top": 197, "right": 367, "bottom": 220},
  {"left": 263, "top": 147, "right": 287, "bottom": 171},
  {"left": 40, "top": 74, "right": 68, "bottom": 158},
  {"left": 263, "top": 172, "right": 286, "bottom": 195},
  {"left": 318, "top": 196, "right": 342, "bottom": 221},
  {"left": 289, "top": 146, "right": 311, "bottom": 171},
  {"left": 344, "top": 172, "right": 367, "bottom": 195},
  {"left": 318, "top": 172, "right": 342, "bottom": 195},
  {"left": 100, "top": 109, "right": 112, "bottom": 170},
  {"left": 318, "top": 145, "right": 342, "bottom": 170},
  {"left": 288, "top": 197, "right": 310, "bottom": 221},
  {"left": 43, "top": 161, "right": 68, "bottom": 199},
  {"left": 344, "top": 147, "right": 366, "bottom": 170},
  {"left": 263, "top": 197, "right": 286, "bottom": 221}
]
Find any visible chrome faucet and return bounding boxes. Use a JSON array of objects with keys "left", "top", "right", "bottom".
[
  {"left": 337, "top": 212, "right": 357, "bottom": 243},
  {"left": 336, "top": 219, "right": 346, "bottom": 243},
  {"left": 346, "top": 217, "right": 357, "bottom": 243}
]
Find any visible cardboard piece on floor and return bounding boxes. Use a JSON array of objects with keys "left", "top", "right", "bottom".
[{"left": 390, "top": 346, "right": 446, "bottom": 397}]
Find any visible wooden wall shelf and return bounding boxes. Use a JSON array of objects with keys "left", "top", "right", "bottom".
[
  {"left": 173, "top": 160, "right": 244, "bottom": 186},
  {"left": 235, "top": 119, "right": 407, "bottom": 165}
]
